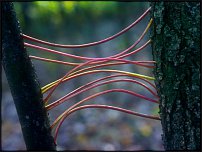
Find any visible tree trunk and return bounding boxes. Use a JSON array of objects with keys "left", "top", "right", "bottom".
[
  {"left": 151, "top": 2, "right": 200, "bottom": 150},
  {"left": 2, "top": 2, "right": 56, "bottom": 150}
]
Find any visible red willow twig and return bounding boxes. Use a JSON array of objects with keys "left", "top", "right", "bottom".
[
  {"left": 53, "top": 104, "right": 160, "bottom": 142},
  {"left": 27, "top": 18, "right": 153, "bottom": 68},
  {"left": 29, "top": 55, "right": 79, "bottom": 66},
  {"left": 24, "top": 39, "right": 151, "bottom": 62},
  {"left": 22, "top": 7, "right": 151, "bottom": 48},
  {"left": 45, "top": 74, "right": 158, "bottom": 107},
  {"left": 51, "top": 89, "right": 159, "bottom": 119},
  {"left": 106, "top": 18, "right": 153, "bottom": 59},
  {"left": 42, "top": 70, "right": 157, "bottom": 94},
  {"left": 43, "top": 57, "right": 155, "bottom": 103},
  {"left": 46, "top": 78, "right": 159, "bottom": 111},
  {"left": 29, "top": 55, "right": 155, "bottom": 67},
  {"left": 30, "top": 55, "right": 155, "bottom": 69},
  {"left": 25, "top": 18, "right": 153, "bottom": 67}
]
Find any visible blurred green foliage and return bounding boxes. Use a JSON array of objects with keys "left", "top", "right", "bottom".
[{"left": 14, "top": 2, "right": 148, "bottom": 40}]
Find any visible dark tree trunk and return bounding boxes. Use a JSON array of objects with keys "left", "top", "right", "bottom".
[
  {"left": 2, "top": 2, "right": 56, "bottom": 150},
  {"left": 151, "top": 2, "right": 200, "bottom": 150}
]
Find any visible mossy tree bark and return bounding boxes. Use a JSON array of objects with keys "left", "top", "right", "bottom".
[
  {"left": 2, "top": 2, "right": 56, "bottom": 150},
  {"left": 151, "top": 2, "right": 200, "bottom": 150}
]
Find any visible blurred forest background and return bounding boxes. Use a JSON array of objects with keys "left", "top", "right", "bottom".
[{"left": 2, "top": 1, "right": 163, "bottom": 150}]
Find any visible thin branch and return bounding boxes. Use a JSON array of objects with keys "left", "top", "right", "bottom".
[
  {"left": 52, "top": 104, "right": 160, "bottom": 142},
  {"left": 50, "top": 88, "right": 159, "bottom": 133},
  {"left": 24, "top": 39, "right": 151, "bottom": 61},
  {"left": 46, "top": 78, "right": 159, "bottom": 110},
  {"left": 42, "top": 69, "right": 155, "bottom": 94},
  {"left": 30, "top": 55, "right": 155, "bottom": 67},
  {"left": 22, "top": 7, "right": 151, "bottom": 48},
  {"left": 44, "top": 74, "right": 157, "bottom": 103},
  {"left": 30, "top": 55, "right": 79, "bottom": 66},
  {"left": 43, "top": 57, "right": 156, "bottom": 103},
  {"left": 27, "top": 18, "right": 153, "bottom": 68}
]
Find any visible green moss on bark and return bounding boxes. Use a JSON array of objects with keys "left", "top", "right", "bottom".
[{"left": 151, "top": 2, "right": 200, "bottom": 150}]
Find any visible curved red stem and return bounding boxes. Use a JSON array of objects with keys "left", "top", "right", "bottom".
[
  {"left": 46, "top": 78, "right": 159, "bottom": 110},
  {"left": 44, "top": 57, "right": 154, "bottom": 103},
  {"left": 22, "top": 7, "right": 151, "bottom": 48},
  {"left": 43, "top": 71, "right": 157, "bottom": 94},
  {"left": 53, "top": 104, "right": 160, "bottom": 142},
  {"left": 24, "top": 39, "right": 151, "bottom": 61}
]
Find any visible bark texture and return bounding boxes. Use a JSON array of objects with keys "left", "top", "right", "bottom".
[
  {"left": 151, "top": 2, "right": 200, "bottom": 150},
  {"left": 2, "top": 2, "right": 56, "bottom": 150}
]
